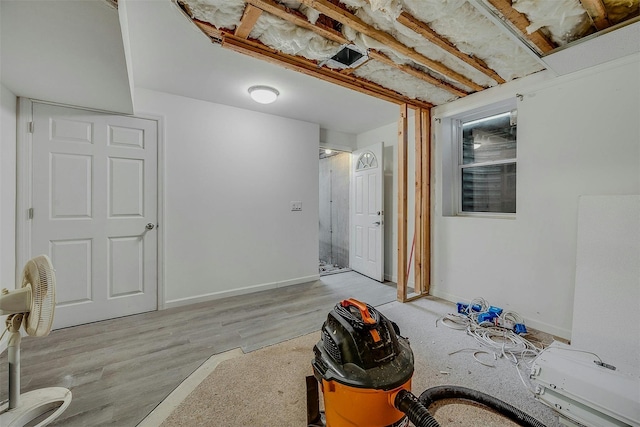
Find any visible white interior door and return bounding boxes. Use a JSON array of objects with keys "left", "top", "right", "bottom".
[
  {"left": 30, "top": 102, "right": 158, "bottom": 329},
  {"left": 350, "top": 143, "right": 384, "bottom": 281}
]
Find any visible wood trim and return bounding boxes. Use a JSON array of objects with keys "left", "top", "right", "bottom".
[
  {"left": 413, "top": 108, "right": 423, "bottom": 296},
  {"left": 235, "top": 4, "right": 263, "bottom": 39},
  {"left": 397, "top": 104, "right": 408, "bottom": 302},
  {"left": 396, "top": 12, "right": 506, "bottom": 84},
  {"left": 368, "top": 51, "right": 469, "bottom": 98},
  {"left": 580, "top": 0, "right": 611, "bottom": 30},
  {"left": 485, "top": 0, "right": 555, "bottom": 53},
  {"left": 192, "top": 20, "right": 433, "bottom": 109},
  {"left": 420, "top": 108, "right": 431, "bottom": 295},
  {"left": 299, "top": 0, "right": 485, "bottom": 92},
  {"left": 247, "top": 0, "right": 466, "bottom": 97}
]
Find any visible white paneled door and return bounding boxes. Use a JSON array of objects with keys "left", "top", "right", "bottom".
[
  {"left": 350, "top": 143, "right": 384, "bottom": 281},
  {"left": 30, "top": 103, "right": 158, "bottom": 329}
]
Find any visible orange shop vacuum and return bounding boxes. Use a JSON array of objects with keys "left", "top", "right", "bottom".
[{"left": 306, "top": 298, "right": 547, "bottom": 427}]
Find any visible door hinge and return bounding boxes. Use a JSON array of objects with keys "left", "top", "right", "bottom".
[
  {"left": 28, "top": 208, "right": 34, "bottom": 219},
  {"left": 28, "top": 122, "right": 34, "bottom": 133}
]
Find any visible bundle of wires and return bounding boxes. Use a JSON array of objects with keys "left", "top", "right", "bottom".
[{"left": 437, "top": 297, "right": 543, "bottom": 366}]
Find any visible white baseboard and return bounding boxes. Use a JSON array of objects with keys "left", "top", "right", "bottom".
[
  {"left": 164, "top": 274, "right": 320, "bottom": 309},
  {"left": 430, "top": 288, "right": 572, "bottom": 340}
]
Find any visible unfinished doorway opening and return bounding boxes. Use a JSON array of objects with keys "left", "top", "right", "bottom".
[{"left": 319, "top": 148, "right": 350, "bottom": 276}]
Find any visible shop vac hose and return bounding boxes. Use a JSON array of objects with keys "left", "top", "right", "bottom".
[
  {"left": 419, "top": 385, "right": 547, "bottom": 427},
  {"left": 394, "top": 389, "right": 441, "bottom": 427}
]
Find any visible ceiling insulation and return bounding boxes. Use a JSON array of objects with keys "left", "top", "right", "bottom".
[{"left": 176, "top": 0, "right": 640, "bottom": 108}]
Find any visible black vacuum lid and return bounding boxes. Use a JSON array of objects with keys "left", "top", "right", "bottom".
[{"left": 312, "top": 299, "right": 414, "bottom": 390}]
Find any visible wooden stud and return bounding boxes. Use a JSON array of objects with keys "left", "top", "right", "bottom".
[
  {"left": 413, "top": 107, "right": 423, "bottom": 296},
  {"left": 397, "top": 104, "right": 408, "bottom": 302},
  {"left": 235, "top": 4, "right": 263, "bottom": 38},
  {"left": 247, "top": 0, "right": 467, "bottom": 98},
  {"left": 396, "top": 12, "right": 506, "bottom": 84},
  {"left": 485, "top": 0, "right": 556, "bottom": 54},
  {"left": 420, "top": 109, "right": 431, "bottom": 295},
  {"left": 299, "top": 0, "right": 485, "bottom": 92},
  {"left": 192, "top": 20, "right": 433, "bottom": 109},
  {"left": 579, "top": 0, "right": 611, "bottom": 30}
]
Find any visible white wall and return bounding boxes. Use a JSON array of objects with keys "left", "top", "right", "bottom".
[
  {"left": 0, "top": 84, "right": 17, "bottom": 353},
  {"left": 431, "top": 54, "right": 640, "bottom": 339},
  {"left": 135, "top": 88, "right": 320, "bottom": 306},
  {"left": 0, "top": 0, "right": 133, "bottom": 114}
]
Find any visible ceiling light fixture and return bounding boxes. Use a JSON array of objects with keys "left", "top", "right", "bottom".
[
  {"left": 248, "top": 85, "right": 279, "bottom": 104},
  {"left": 325, "top": 149, "right": 332, "bottom": 154}
]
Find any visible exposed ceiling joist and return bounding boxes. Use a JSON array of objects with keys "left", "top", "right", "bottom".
[
  {"left": 299, "top": 0, "right": 485, "bottom": 92},
  {"left": 580, "top": 0, "right": 611, "bottom": 31},
  {"left": 247, "top": 0, "right": 469, "bottom": 97},
  {"left": 395, "top": 11, "right": 505, "bottom": 84},
  {"left": 235, "top": 4, "right": 263, "bottom": 38},
  {"left": 246, "top": 0, "right": 343, "bottom": 44},
  {"left": 484, "top": 0, "right": 556, "bottom": 54},
  {"left": 192, "top": 19, "right": 433, "bottom": 109},
  {"left": 368, "top": 50, "right": 469, "bottom": 98}
]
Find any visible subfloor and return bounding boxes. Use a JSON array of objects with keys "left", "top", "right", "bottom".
[{"left": 0, "top": 271, "right": 396, "bottom": 426}]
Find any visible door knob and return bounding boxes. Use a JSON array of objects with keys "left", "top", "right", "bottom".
[
  {"left": 373, "top": 221, "right": 381, "bottom": 226},
  {"left": 146, "top": 223, "right": 155, "bottom": 230}
]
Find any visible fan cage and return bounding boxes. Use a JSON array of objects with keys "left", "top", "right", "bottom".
[{"left": 22, "top": 255, "right": 56, "bottom": 337}]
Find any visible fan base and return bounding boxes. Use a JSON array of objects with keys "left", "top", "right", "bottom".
[{"left": 0, "top": 387, "right": 72, "bottom": 427}]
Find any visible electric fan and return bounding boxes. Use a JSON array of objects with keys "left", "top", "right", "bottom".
[{"left": 0, "top": 255, "right": 72, "bottom": 426}]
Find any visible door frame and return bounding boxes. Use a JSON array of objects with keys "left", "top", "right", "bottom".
[{"left": 15, "top": 98, "right": 166, "bottom": 311}]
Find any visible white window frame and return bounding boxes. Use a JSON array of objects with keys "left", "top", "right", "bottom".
[{"left": 451, "top": 101, "right": 517, "bottom": 218}]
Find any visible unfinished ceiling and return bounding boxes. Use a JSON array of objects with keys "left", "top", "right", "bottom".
[{"left": 175, "top": 0, "right": 639, "bottom": 108}]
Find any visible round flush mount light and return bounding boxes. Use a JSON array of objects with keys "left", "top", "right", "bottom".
[{"left": 248, "top": 85, "right": 279, "bottom": 104}]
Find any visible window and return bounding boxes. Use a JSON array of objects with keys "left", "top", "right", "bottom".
[
  {"left": 356, "top": 151, "right": 378, "bottom": 170},
  {"left": 458, "top": 110, "right": 517, "bottom": 214}
]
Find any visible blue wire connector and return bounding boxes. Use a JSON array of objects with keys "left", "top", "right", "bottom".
[
  {"left": 488, "top": 306, "right": 503, "bottom": 316},
  {"left": 514, "top": 323, "right": 527, "bottom": 334},
  {"left": 477, "top": 312, "right": 498, "bottom": 323},
  {"left": 456, "top": 302, "right": 469, "bottom": 314}
]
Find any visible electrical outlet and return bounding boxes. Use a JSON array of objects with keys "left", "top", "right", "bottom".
[{"left": 291, "top": 201, "right": 302, "bottom": 211}]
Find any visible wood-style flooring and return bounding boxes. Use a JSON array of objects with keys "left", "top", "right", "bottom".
[{"left": 0, "top": 272, "right": 397, "bottom": 426}]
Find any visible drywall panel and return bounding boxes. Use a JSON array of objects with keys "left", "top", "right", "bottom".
[
  {"left": 0, "top": 0, "right": 133, "bottom": 113},
  {"left": 572, "top": 195, "right": 639, "bottom": 377},
  {"left": 319, "top": 152, "right": 350, "bottom": 268},
  {"left": 432, "top": 55, "right": 640, "bottom": 338},
  {"left": 331, "top": 153, "right": 350, "bottom": 268},
  {"left": 134, "top": 88, "right": 319, "bottom": 305},
  {"left": 543, "top": 21, "right": 640, "bottom": 75},
  {"left": 0, "top": 84, "right": 17, "bottom": 354}
]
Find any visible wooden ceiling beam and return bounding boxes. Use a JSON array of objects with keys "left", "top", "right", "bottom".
[
  {"left": 192, "top": 19, "right": 433, "bottom": 109},
  {"left": 235, "top": 4, "right": 263, "bottom": 38},
  {"left": 396, "top": 12, "right": 505, "bottom": 84},
  {"left": 485, "top": 0, "right": 555, "bottom": 53},
  {"left": 247, "top": 0, "right": 468, "bottom": 97},
  {"left": 579, "top": 0, "right": 611, "bottom": 30},
  {"left": 299, "top": 0, "right": 485, "bottom": 92},
  {"left": 368, "top": 51, "right": 469, "bottom": 98},
  {"left": 246, "top": 0, "right": 345, "bottom": 44}
]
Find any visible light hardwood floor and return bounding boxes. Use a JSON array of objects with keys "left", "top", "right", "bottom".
[{"left": 0, "top": 272, "right": 396, "bottom": 426}]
